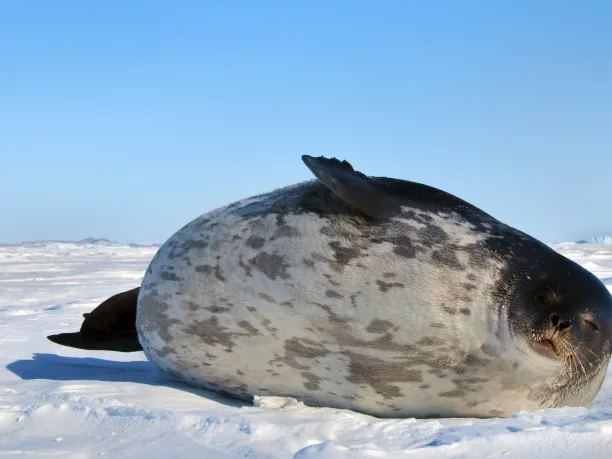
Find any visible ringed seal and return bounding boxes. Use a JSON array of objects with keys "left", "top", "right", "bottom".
[{"left": 48, "top": 155, "right": 612, "bottom": 418}]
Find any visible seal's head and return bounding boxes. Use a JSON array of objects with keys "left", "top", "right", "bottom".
[{"left": 505, "top": 249, "right": 612, "bottom": 372}]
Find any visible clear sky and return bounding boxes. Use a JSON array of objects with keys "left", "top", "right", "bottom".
[{"left": 1, "top": 1, "right": 611, "bottom": 244}]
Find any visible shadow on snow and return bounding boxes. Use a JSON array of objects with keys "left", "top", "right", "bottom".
[{"left": 6, "top": 352, "right": 250, "bottom": 408}]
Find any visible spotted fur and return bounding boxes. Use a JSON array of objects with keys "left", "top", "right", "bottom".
[{"left": 135, "top": 158, "right": 612, "bottom": 419}]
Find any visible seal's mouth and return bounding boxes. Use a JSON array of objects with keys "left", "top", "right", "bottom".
[
  {"left": 519, "top": 323, "right": 560, "bottom": 360},
  {"left": 528, "top": 332, "right": 591, "bottom": 375},
  {"left": 524, "top": 325, "right": 572, "bottom": 362},
  {"left": 532, "top": 338, "right": 558, "bottom": 359}
]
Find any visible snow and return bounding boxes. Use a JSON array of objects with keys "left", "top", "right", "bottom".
[{"left": 1, "top": 243, "right": 612, "bottom": 458}]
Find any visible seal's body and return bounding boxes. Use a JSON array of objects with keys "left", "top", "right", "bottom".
[{"left": 49, "top": 156, "right": 612, "bottom": 418}]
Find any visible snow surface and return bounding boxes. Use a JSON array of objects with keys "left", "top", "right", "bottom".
[{"left": 1, "top": 243, "right": 612, "bottom": 458}]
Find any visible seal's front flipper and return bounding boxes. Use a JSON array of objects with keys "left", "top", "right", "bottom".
[
  {"left": 301, "top": 155, "right": 400, "bottom": 217},
  {"left": 47, "top": 287, "right": 143, "bottom": 352}
]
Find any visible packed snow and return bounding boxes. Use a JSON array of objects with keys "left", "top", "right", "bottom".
[{"left": 1, "top": 242, "right": 612, "bottom": 458}]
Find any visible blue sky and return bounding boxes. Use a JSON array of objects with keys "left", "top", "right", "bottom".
[{"left": 1, "top": 1, "right": 611, "bottom": 244}]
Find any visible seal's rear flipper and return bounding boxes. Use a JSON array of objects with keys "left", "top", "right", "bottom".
[
  {"left": 301, "top": 155, "right": 400, "bottom": 217},
  {"left": 47, "top": 329, "right": 142, "bottom": 352},
  {"left": 47, "top": 287, "right": 143, "bottom": 352}
]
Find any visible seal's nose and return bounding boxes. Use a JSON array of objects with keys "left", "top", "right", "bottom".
[{"left": 549, "top": 313, "right": 572, "bottom": 332}]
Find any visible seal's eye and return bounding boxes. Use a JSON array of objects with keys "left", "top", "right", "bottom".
[
  {"left": 534, "top": 293, "right": 550, "bottom": 305},
  {"left": 532, "top": 286, "right": 558, "bottom": 306},
  {"left": 583, "top": 319, "right": 600, "bottom": 332}
]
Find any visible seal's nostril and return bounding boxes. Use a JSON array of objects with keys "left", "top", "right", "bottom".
[
  {"left": 550, "top": 313, "right": 559, "bottom": 328},
  {"left": 549, "top": 314, "right": 571, "bottom": 331}
]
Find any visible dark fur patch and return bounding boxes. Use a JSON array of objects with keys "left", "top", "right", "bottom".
[
  {"left": 281, "top": 338, "right": 330, "bottom": 370},
  {"left": 249, "top": 252, "right": 291, "bottom": 280},
  {"left": 438, "top": 389, "right": 466, "bottom": 398},
  {"left": 366, "top": 319, "right": 395, "bottom": 333},
  {"left": 182, "top": 316, "right": 237, "bottom": 351},
  {"left": 376, "top": 280, "right": 405, "bottom": 292},
  {"left": 418, "top": 225, "right": 449, "bottom": 245},
  {"left": 303, "top": 258, "right": 315, "bottom": 268},
  {"left": 159, "top": 271, "right": 184, "bottom": 282},
  {"left": 390, "top": 236, "right": 417, "bottom": 258},
  {"left": 195, "top": 265, "right": 213, "bottom": 275},
  {"left": 237, "top": 320, "right": 260, "bottom": 336},
  {"left": 203, "top": 303, "right": 232, "bottom": 314},
  {"left": 168, "top": 239, "right": 209, "bottom": 259},
  {"left": 431, "top": 249, "right": 465, "bottom": 270},
  {"left": 238, "top": 257, "right": 253, "bottom": 277},
  {"left": 417, "top": 337, "right": 445, "bottom": 346},
  {"left": 246, "top": 236, "right": 266, "bottom": 249},
  {"left": 328, "top": 240, "right": 362, "bottom": 267},
  {"left": 214, "top": 265, "right": 225, "bottom": 281},
  {"left": 258, "top": 292, "right": 277, "bottom": 303},
  {"left": 325, "top": 289, "right": 343, "bottom": 299},
  {"left": 301, "top": 371, "right": 322, "bottom": 391},
  {"left": 271, "top": 223, "right": 301, "bottom": 240},
  {"left": 342, "top": 351, "right": 423, "bottom": 398}
]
